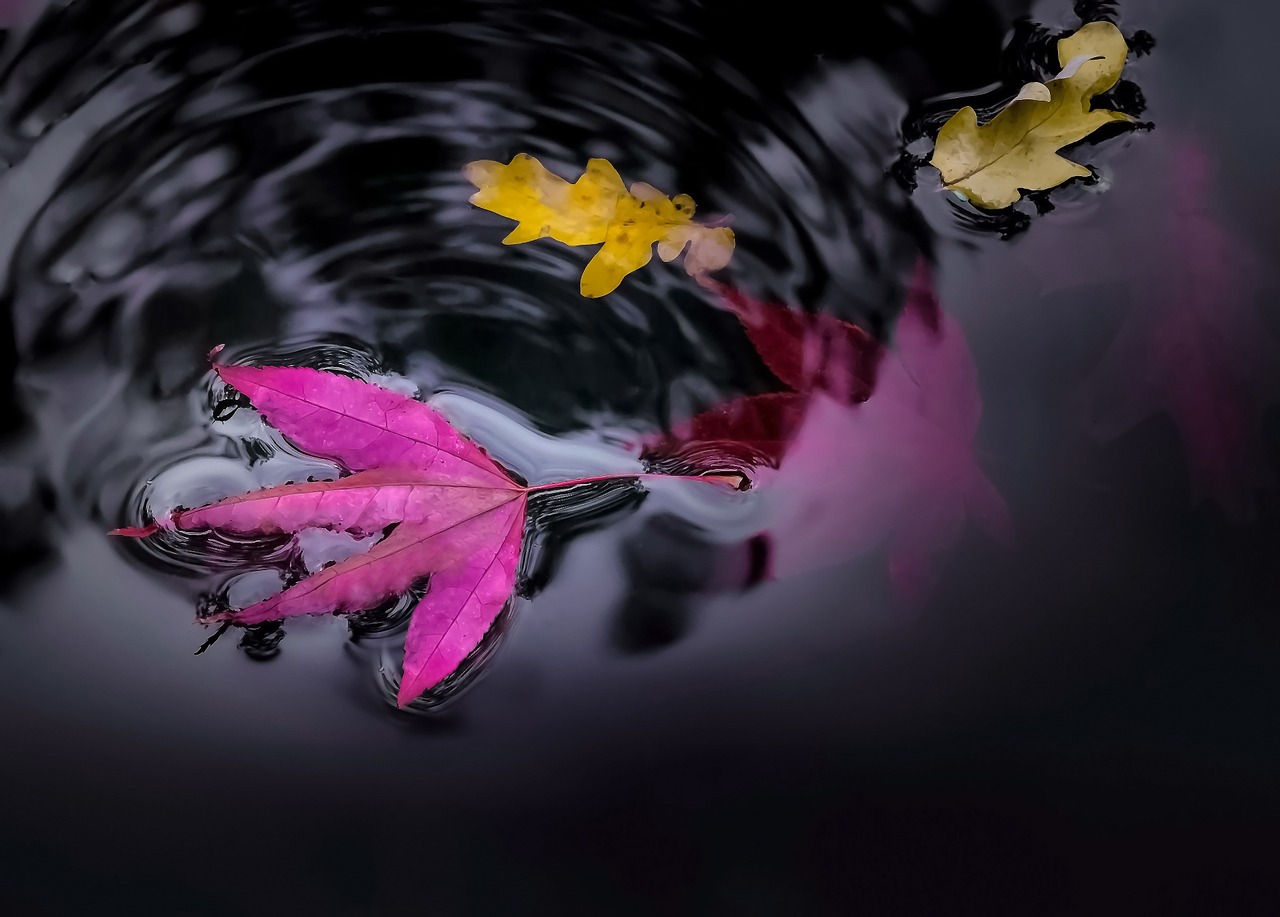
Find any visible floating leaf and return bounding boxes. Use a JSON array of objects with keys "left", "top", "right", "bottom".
[
  {"left": 930, "top": 21, "right": 1136, "bottom": 209},
  {"left": 115, "top": 352, "right": 730, "bottom": 706},
  {"left": 465, "top": 153, "right": 735, "bottom": 297}
]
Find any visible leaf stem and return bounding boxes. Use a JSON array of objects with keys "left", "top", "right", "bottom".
[{"left": 524, "top": 471, "right": 743, "bottom": 494}]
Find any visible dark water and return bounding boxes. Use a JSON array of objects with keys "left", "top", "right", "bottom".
[{"left": 2, "top": 0, "right": 1279, "bottom": 912}]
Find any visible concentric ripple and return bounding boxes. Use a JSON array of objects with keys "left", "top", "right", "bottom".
[{"left": 0, "top": 0, "right": 944, "bottom": 707}]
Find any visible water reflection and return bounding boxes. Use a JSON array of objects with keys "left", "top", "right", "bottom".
[{"left": 629, "top": 263, "right": 1010, "bottom": 610}]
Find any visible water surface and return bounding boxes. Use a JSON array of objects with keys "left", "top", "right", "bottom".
[{"left": 2, "top": 0, "right": 1278, "bottom": 912}]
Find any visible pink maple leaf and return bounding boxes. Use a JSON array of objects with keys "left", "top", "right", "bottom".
[{"left": 115, "top": 351, "right": 730, "bottom": 706}]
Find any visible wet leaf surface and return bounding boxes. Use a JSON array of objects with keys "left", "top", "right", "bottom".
[
  {"left": 930, "top": 21, "right": 1138, "bottom": 209},
  {"left": 115, "top": 354, "right": 727, "bottom": 705},
  {"left": 466, "top": 153, "right": 735, "bottom": 296}
]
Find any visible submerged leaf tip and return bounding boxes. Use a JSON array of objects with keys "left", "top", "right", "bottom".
[{"left": 110, "top": 522, "right": 161, "bottom": 538}]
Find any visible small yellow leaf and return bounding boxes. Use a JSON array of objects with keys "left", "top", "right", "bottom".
[
  {"left": 465, "top": 154, "right": 735, "bottom": 297},
  {"left": 929, "top": 21, "right": 1136, "bottom": 209},
  {"left": 580, "top": 193, "right": 662, "bottom": 297},
  {"left": 464, "top": 154, "right": 625, "bottom": 246}
]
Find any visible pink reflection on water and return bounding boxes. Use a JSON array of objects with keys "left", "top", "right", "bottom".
[
  {"left": 763, "top": 284, "right": 1011, "bottom": 603},
  {"left": 1079, "top": 135, "right": 1279, "bottom": 520},
  {"left": 0, "top": 1, "right": 26, "bottom": 28}
]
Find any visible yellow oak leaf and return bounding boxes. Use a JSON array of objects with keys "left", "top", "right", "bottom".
[
  {"left": 464, "top": 154, "right": 625, "bottom": 247},
  {"left": 929, "top": 21, "right": 1136, "bottom": 209},
  {"left": 465, "top": 154, "right": 735, "bottom": 297}
]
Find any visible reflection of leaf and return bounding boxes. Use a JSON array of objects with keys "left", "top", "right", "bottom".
[
  {"left": 465, "top": 153, "right": 734, "bottom": 297},
  {"left": 765, "top": 293, "right": 1011, "bottom": 603},
  {"left": 644, "top": 392, "right": 809, "bottom": 473},
  {"left": 716, "top": 282, "right": 882, "bottom": 403},
  {"left": 644, "top": 265, "right": 1009, "bottom": 602},
  {"left": 115, "top": 354, "right": 728, "bottom": 706},
  {"left": 1073, "top": 137, "right": 1280, "bottom": 519},
  {"left": 930, "top": 21, "right": 1136, "bottom": 209},
  {"left": 644, "top": 261, "right": 937, "bottom": 472}
]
